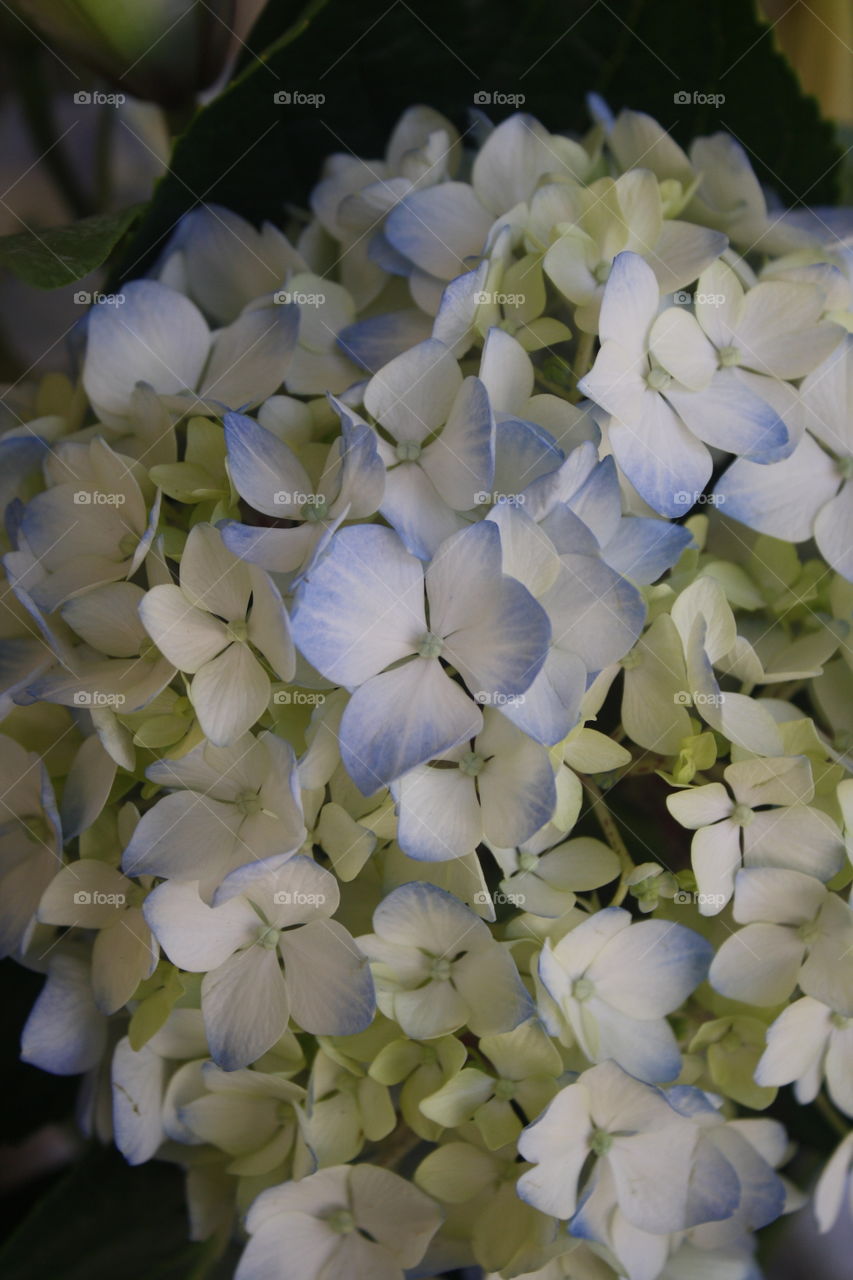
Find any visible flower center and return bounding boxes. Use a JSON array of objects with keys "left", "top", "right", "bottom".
[
  {"left": 830, "top": 1012, "right": 850, "bottom": 1029},
  {"left": 302, "top": 498, "right": 329, "bottom": 522},
  {"left": 417, "top": 631, "right": 444, "bottom": 659},
  {"left": 730, "top": 803, "right": 754, "bottom": 827},
  {"left": 396, "top": 440, "right": 422, "bottom": 462},
  {"left": 227, "top": 619, "right": 249, "bottom": 644},
  {"left": 236, "top": 790, "right": 264, "bottom": 817},
  {"left": 837, "top": 455, "right": 853, "bottom": 480},
  {"left": 718, "top": 345, "right": 741, "bottom": 368},
  {"left": 494, "top": 1077, "right": 517, "bottom": 1100},
  {"left": 458, "top": 751, "right": 486, "bottom": 778},
  {"left": 257, "top": 925, "right": 281, "bottom": 949},
  {"left": 325, "top": 1209, "right": 356, "bottom": 1235},
  {"left": 430, "top": 955, "right": 453, "bottom": 981},
  {"left": 589, "top": 1128, "right": 613, "bottom": 1156},
  {"left": 519, "top": 851, "right": 538, "bottom": 872},
  {"left": 572, "top": 976, "right": 595, "bottom": 1002},
  {"left": 620, "top": 649, "right": 643, "bottom": 669},
  {"left": 646, "top": 367, "right": 671, "bottom": 392}
]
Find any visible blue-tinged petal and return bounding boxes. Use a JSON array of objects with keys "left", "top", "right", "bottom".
[
  {"left": 220, "top": 520, "right": 323, "bottom": 574},
  {"left": 380, "top": 462, "right": 466, "bottom": 560},
  {"left": 609, "top": 393, "right": 712, "bottom": 518},
  {"left": 543, "top": 555, "right": 646, "bottom": 673},
  {"left": 21, "top": 953, "right": 107, "bottom": 1074},
  {"left": 202, "top": 946, "right": 290, "bottom": 1070},
  {"left": 665, "top": 369, "right": 789, "bottom": 459},
  {"left": 338, "top": 309, "right": 434, "bottom": 373},
  {"left": 201, "top": 303, "right": 298, "bottom": 408},
  {"left": 589, "top": 1002, "right": 683, "bottom": 1082},
  {"left": 589, "top": 919, "right": 713, "bottom": 1017},
  {"left": 427, "top": 522, "right": 551, "bottom": 697},
  {"left": 598, "top": 251, "right": 660, "bottom": 352},
  {"left": 341, "top": 657, "right": 482, "bottom": 793},
  {"left": 603, "top": 516, "right": 693, "bottom": 585},
  {"left": 330, "top": 401, "right": 386, "bottom": 518},
  {"left": 292, "top": 526, "right": 425, "bottom": 687},
  {"left": 0, "top": 435, "right": 48, "bottom": 515},
  {"left": 431, "top": 261, "right": 489, "bottom": 357},
  {"left": 83, "top": 281, "right": 210, "bottom": 425},
  {"left": 498, "top": 649, "right": 586, "bottom": 746},
  {"left": 713, "top": 434, "right": 838, "bottom": 540},
  {"left": 420, "top": 376, "right": 495, "bottom": 510},
  {"left": 278, "top": 918, "right": 375, "bottom": 1035},
  {"left": 364, "top": 339, "right": 462, "bottom": 443},
  {"left": 224, "top": 411, "right": 312, "bottom": 518},
  {"left": 385, "top": 183, "right": 493, "bottom": 280},
  {"left": 493, "top": 419, "right": 564, "bottom": 496}
]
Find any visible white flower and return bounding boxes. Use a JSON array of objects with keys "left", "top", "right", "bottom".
[
  {"left": 82, "top": 280, "right": 298, "bottom": 427},
  {"left": 37, "top": 858, "right": 157, "bottom": 1013},
  {"left": 292, "top": 520, "right": 550, "bottom": 793},
  {"left": 144, "top": 854, "right": 375, "bottom": 1069},
  {"left": 709, "top": 868, "right": 853, "bottom": 1011},
  {"left": 666, "top": 755, "right": 844, "bottom": 914},
  {"left": 122, "top": 730, "right": 304, "bottom": 898},
  {"left": 236, "top": 1163, "right": 441, "bottom": 1280},
  {"left": 358, "top": 881, "right": 532, "bottom": 1039},
  {"left": 536, "top": 906, "right": 712, "bottom": 1081},
  {"left": 139, "top": 522, "right": 295, "bottom": 745},
  {"left": 755, "top": 996, "right": 853, "bottom": 1116}
]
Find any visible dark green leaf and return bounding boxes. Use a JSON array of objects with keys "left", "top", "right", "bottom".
[
  {"left": 0, "top": 205, "right": 145, "bottom": 289},
  {"left": 115, "top": 0, "right": 840, "bottom": 283},
  {"left": 0, "top": 1144, "right": 236, "bottom": 1280}
]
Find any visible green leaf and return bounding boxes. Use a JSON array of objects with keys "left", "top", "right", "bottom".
[
  {"left": 0, "top": 204, "right": 145, "bottom": 289},
  {"left": 0, "top": 1145, "right": 238, "bottom": 1280},
  {"left": 115, "top": 0, "right": 840, "bottom": 283}
]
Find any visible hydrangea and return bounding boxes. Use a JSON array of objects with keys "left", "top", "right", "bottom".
[{"left": 4, "top": 95, "right": 853, "bottom": 1280}]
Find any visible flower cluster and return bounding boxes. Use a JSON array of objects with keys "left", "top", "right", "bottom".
[{"left": 2, "top": 102, "right": 852, "bottom": 1280}]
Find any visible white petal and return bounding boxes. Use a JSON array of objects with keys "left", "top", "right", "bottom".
[
  {"left": 202, "top": 945, "right": 290, "bottom": 1070},
  {"left": 83, "top": 281, "right": 209, "bottom": 424},
  {"left": 143, "top": 879, "right": 257, "bottom": 971},
  {"left": 279, "top": 919, "right": 375, "bottom": 1035},
  {"left": 190, "top": 643, "right": 270, "bottom": 745},
  {"left": 139, "top": 585, "right": 228, "bottom": 673}
]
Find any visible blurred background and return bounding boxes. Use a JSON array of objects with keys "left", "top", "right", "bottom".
[{"left": 0, "top": 1, "right": 851, "bottom": 1277}]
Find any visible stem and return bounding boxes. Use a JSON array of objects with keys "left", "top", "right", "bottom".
[
  {"left": 816, "top": 1091, "right": 850, "bottom": 1139},
  {"left": 582, "top": 777, "right": 634, "bottom": 905},
  {"left": 572, "top": 330, "right": 595, "bottom": 388}
]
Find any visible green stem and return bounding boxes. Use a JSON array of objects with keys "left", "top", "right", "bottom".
[
  {"left": 582, "top": 777, "right": 634, "bottom": 905},
  {"left": 816, "top": 1091, "right": 850, "bottom": 1139}
]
